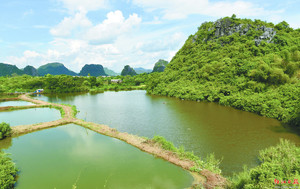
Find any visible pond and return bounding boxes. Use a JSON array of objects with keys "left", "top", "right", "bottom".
[
  {"left": 34, "top": 91, "right": 300, "bottom": 175},
  {"left": 0, "top": 108, "right": 61, "bottom": 126},
  {"left": 0, "top": 124, "right": 193, "bottom": 189},
  {"left": 0, "top": 100, "right": 34, "bottom": 107}
]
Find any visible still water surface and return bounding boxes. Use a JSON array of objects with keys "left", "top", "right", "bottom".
[
  {"left": 0, "top": 108, "right": 61, "bottom": 126},
  {"left": 35, "top": 91, "right": 300, "bottom": 175},
  {"left": 0, "top": 124, "right": 192, "bottom": 189},
  {"left": 0, "top": 100, "right": 34, "bottom": 107}
]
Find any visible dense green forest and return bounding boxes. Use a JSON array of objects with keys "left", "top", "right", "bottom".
[
  {"left": 0, "top": 74, "right": 149, "bottom": 94},
  {"left": 146, "top": 16, "right": 300, "bottom": 127}
]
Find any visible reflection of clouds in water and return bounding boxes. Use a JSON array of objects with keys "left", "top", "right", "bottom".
[{"left": 58, "top": 125, "right": 110, "bottom": 159}]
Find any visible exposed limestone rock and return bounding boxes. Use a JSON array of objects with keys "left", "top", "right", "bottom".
[{"left": 193, "top": 18, "right": 276, "bottom": 46}]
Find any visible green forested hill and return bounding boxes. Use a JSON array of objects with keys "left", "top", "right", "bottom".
[
  {"left": 23, "top": 65, "right": 39, "bottom": 76},
  {"left": 0, "top": 63, "right": 24, "bottom": 76},
  {"left": 152, "top": 59, "right": 168, "bottom": 72},
  {"left": 147, "top": 16, "right": 300, "bottom": 127},
  {"left": 121, "top": 65, "right": 137, "bottom": 76},
  {"left": 37, "top": 63, "right": 77, "bottom": 76},
  {"left": 79, "top": 64, "right": 107, "bottom": 76}
]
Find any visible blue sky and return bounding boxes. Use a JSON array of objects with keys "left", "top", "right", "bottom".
[{"left": 0, "top": 0, "right": 299, "bottom": 72}]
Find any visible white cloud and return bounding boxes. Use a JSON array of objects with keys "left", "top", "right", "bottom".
[
  {"left": 57, "top": 0, "right": 108, "bottom": 12},
  {"left": 85, "top": 10, "right": 142, "bottom": 44},
  {"left": 50, "top": 9, "right": 92, "bottom": 37},
  {"left": 132, "top": 0, "right": 283, "bottom": 19}
]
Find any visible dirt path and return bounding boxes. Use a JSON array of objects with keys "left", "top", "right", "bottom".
[{"left": 2, "top": 94, "right": 227, "bottom": 188}]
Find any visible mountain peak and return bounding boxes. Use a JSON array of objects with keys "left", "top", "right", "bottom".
[
  {"left": 37, "top": 62, "right": 77, "bottom": 76},
  {"left": 79, "top": 64, "right": 107, "bottom": 76}
]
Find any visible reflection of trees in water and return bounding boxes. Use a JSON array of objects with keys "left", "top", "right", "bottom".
[{"left": 0, "top": 137, "right": 12, "bottom": 150}]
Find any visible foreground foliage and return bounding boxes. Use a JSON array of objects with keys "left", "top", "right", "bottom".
[
  {"left": 146, "top": 16, "right": 300, "bottom": 127},
  {"left": 0, "top": 152, "right": 18, "bottom": 189},
  {"left": 0, "top": 123, "right": 11, "bottom": 140},
  {"left": 230, "top": 139, "right": 300, "bottom": 188}
]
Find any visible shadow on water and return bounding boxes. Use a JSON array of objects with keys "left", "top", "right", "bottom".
[
  {"left": 0, "top": 137, "right": 13, "bottom": 150},
  {"left": 268, "top": 123, "right": 300, "bottom": 136}
]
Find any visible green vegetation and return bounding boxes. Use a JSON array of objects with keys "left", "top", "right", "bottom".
[
  {"left": 23, "top": 66, "right": 39, "bottom": 76},
  {"left": 0, "top": 73, "right": 149, "bottom": 94},
  {"left": 37, "top": 63, "right": 77, "bottom": 76},
  {"left": 152, "top": 135, "right": 221, "bottom": 174},
  {"left": 0, "top": 123, "right": 12, "bottom": 140},
  {"left": 230, "top": 139, "right": 300, "bottom": 188},
  {"left": 0, "top": 151, "right": 18, "bottom": 189},
  {"left": 121, "top": 65, "right": 137, "bottom": 76},
  {"left": 146, "top": 17, "right": 300, "bottom": 127},
  {"left": 152, "top": 59, "right": 169, "bottom": 72},
  {"left": 79, "top": 64, "right": 107, "bottom": 76},
  {"left": 0, "top": 63, "right": 24, "bottom": 76}
]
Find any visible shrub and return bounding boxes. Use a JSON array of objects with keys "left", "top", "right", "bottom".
[
  {"left": 0, "top": 123, "right": 12, "bottom": 140},
  {"left": 0, "top": 151, "right": 18, "bottom": 188},
  {"left": 230, "top": 139, "right": 300, "bottom": 188}
]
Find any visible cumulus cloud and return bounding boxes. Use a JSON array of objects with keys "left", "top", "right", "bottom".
[
  {"left": 85, "top": 10, "right": 142, "bottom": 44},
  {"left": 132, "top": 0, "right": 283, "bottom": 19},
  {"left": 50, "top": 9, "right": 92, "bottom": 37}
]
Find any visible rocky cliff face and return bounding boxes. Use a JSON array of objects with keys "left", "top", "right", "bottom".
[{"left": 193, "top": 17, "right": 276, "bottom": 46}]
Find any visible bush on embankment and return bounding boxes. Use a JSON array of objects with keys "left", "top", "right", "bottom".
[
  {"left": 229, "top": 139, "right": 300, "bottom": 189},
  {"left": 0, "top": 122, "right": 12, "bottom": 140}
]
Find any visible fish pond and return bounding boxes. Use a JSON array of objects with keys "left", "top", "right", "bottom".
[
  {"left": 0, "top": 100, "right": 34, "bottom": 107},
  {"left": 34, "top": 90, "right": 300, "bottom": 175},
  {"left": 0, "top": 107, "right": 61, "bottom": 126},
  {"left": 0, "top": 124, "right": 193, "bottom": 188}
]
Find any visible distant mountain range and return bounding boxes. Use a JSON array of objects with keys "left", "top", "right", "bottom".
[
  {"left": 134, "top": 67, "right": 152, "bottom": 74},
  {"left": 0, "top": 59, "right": 168, "bottom": 77}
]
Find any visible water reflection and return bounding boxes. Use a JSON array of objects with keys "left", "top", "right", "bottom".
[
  {"left": 1, "top": 124, "right": 193, "bottom": 189},
  {"left": 0, "top": 101, "right": 34, "bottom": 107},
  {"left": 0, "top": 108, "right": 61, "bottom": 126}
]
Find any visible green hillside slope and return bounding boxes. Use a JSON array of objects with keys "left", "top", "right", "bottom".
[
  {"left": 79, "top": 64, "right": 107, "bottom": 76},
  {"left": 37, "top": 63, "right": 77, "bottom": 76},
  {"left": 0, "top": 63, "right": 24, "bottom": 76},
  {"left": 152, "top": 59, "right": 169, "bottom": 72},
  {"left": 147, "top": 16, "right": 300, "bottom": 127}
]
